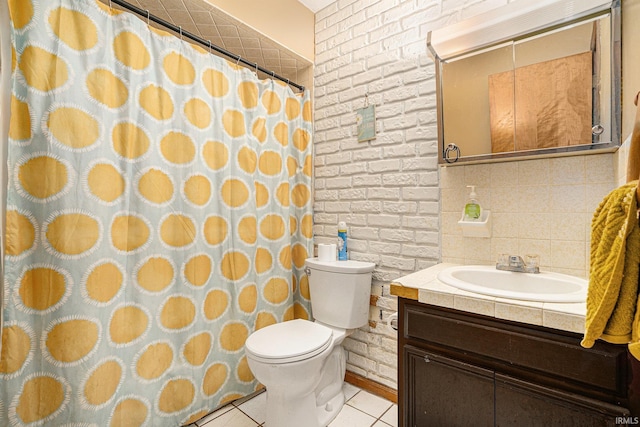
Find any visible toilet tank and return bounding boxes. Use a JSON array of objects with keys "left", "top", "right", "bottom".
[{"left": 304, "top": 258, "right": 375, "bottom": 329}]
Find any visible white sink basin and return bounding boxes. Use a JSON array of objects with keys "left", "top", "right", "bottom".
[{"left": 437, "top": 265, "right": 587, "bottom": 303}]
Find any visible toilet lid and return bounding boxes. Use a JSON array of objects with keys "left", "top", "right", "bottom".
[{"left": 245, "top": 319, "right": 333, "bottom": 363}]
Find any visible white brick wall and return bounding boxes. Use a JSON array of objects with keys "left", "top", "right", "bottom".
[{"left": 314, "top": 0, "right": 519, "bottom": 389}]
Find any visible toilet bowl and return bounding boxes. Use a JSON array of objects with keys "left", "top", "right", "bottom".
[
  {"left": 244, "top": 258, "right": 375, "bottom": 427},
  {"left": 245, "top": 319, "right": 347, "bottom": 427}
]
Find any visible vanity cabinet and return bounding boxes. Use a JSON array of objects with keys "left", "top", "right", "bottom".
[{"left": 398, "top": 298, "right": 632, "bottom": 427}]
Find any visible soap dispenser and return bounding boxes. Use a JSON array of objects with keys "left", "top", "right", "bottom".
[{"left": 463, "top": 186, "right": 481, "bottom": 221}]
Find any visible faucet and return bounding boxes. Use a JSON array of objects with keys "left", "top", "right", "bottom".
[{"left": 496, "top": 255, "right": 540, "bottom": 274}]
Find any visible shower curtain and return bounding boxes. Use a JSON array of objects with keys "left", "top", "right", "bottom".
[{"left": 0, "top": 0, "right": 313, "bottom": 425}]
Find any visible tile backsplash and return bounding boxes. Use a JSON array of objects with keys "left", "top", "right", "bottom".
[{"left": 440, "top": 153, "right": 618, "bottom": 278}]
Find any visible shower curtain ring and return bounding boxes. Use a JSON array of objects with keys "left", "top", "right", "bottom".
[
  {"left": 179, "top": 26, "right": 182, "bottom": 40},
  {"left": 236, "top": 56, "right": 241, "bottom": 66},
  {"left": 208, "top": 40, "right": 212, "bottom": 54},
  {"left": 254, "top": 62, "right": 258, "bottom": 75},
  {"left": 146, "top": 10, "right": 150, "bottom": 25}
]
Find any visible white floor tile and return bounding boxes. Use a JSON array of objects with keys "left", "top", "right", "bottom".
[
  {"left": 379, "top": 404, "right": 398, "bottom": 427},
  {"left": 237, "top": 391, "right": 266, "bottom": 424},
  {"left": 196, "top": 404, "right": 234, "bottom": 426},
  {"left": 200, "top": 407, "right": 259, "bottom": 427},
  {"left": 328, "top": 404, "right": 377, "bottom": 427},
  {"left": 342, "top": 382, "right": 361, "bottom": 402},
  {"left": 346, "top": 390, "right": 393, "bottom": 419},
  {"left": 205, "top": 383, "right": 394, "bottom": 427}
]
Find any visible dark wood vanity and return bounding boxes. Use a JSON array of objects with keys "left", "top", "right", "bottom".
[{"left": 398, "top": 298, "right": 634, "bottom": 427}]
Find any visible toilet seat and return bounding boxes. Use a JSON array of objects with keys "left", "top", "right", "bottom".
[{"left": 245, "top": 319, "right": 333, "bottom": 364}]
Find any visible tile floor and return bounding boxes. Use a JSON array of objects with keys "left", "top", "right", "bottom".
[{"left": 193, "top": 383, "right": 398, "bottom": 427}]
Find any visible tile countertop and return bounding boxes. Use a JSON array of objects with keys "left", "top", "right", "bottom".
[{"left": 389, "top": 263, "right": 587, "bottom": 335}]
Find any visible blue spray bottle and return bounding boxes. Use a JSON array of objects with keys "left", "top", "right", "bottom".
[{"left": 338, "top": 221, "right": 348, "bottom": 260}]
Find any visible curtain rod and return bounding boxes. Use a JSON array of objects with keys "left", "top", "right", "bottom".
[{"left": 108, "top": 0, "right": 305, "bottom": 92}]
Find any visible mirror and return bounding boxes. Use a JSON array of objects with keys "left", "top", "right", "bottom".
[{"left": 429, "top": 2, "right": 621, "bottom": 165}]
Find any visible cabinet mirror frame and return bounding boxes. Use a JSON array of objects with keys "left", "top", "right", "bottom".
[{"left": 429, "top": 2, "right": 621, "bottom": 166}]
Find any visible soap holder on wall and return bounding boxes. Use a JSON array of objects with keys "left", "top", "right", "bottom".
[{"left": 458, "top": 210, "right": 491, "bottom": 237}]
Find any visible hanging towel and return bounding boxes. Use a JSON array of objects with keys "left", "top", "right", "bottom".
[{"left": 582, "top": 180, "right": 640, "bottom": 350}]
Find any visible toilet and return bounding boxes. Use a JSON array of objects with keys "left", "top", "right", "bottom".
[{"left": 244, "top": 258, "right": 376, "bottom": 427}]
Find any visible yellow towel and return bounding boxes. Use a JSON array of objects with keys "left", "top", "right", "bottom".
[{"left": 581, "top": 180, "right": 640, "bottom": 350}]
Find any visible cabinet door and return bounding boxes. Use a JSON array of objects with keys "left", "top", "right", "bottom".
[
  {"left": 404, "top": 346, "right": 494, "bottom": 427},
  {"left": 495, "top": 373, "right": 629, "bottom": 427}
]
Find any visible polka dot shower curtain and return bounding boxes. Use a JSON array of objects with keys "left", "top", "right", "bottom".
[{"left": 0, "top": 0, "right": 313, "bottom": 425}]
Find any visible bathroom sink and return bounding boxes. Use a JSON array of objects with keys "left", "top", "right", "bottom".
[{"left": 437, "top": 265, "right": 587, "bottom": 303}]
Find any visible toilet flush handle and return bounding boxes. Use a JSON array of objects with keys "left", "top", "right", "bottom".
[{"left": 304, "top": 266, "right": 311, "bottom": 276}]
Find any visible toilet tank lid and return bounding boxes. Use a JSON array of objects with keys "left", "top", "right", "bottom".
[{"left": 305, "top": 258, "right": 376, "bottom": 274}]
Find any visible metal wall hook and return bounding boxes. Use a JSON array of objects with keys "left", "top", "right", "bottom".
[{"left": 444, "top": 143, "right": 461, "bottom": 163}]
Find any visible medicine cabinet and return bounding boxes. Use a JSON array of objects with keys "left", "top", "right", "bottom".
[{"left": 428, "top": 0, "right": 621, "bottom": 165}]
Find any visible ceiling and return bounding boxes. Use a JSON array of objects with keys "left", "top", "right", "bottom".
[
  {"left": 103, "top": 0, "right": 312, "bottom": 85},
  {"left": 297, "top": 0, "right": 333, "bottom": 13}
]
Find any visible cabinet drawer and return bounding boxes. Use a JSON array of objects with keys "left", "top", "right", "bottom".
[{"left": 404, "top": 302, "right": 627, "bottom": 398}]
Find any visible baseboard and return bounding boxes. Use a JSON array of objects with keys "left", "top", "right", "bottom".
[{"left": 344, "top": 371, "right": 398, "bottom": 404}]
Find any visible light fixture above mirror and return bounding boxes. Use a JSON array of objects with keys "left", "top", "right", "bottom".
[{"left": 428, "top": 0, "right": 621, "bottom": 165}]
